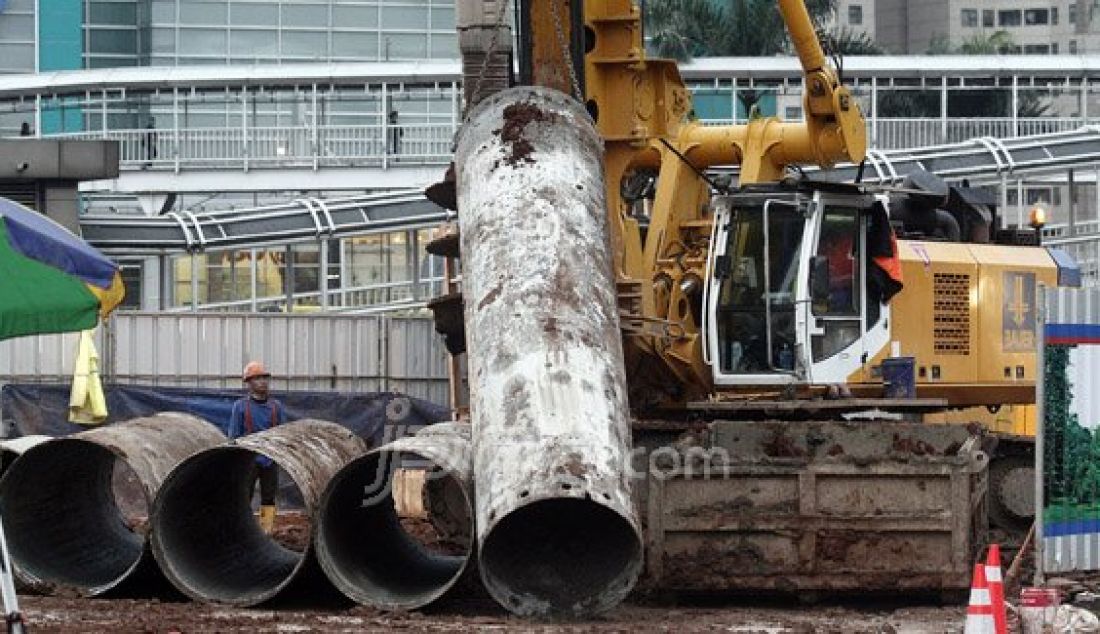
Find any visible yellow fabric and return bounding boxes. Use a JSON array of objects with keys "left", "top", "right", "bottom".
[
  {"left": 259, "top": 505, "right": 277, "bottom": 535},
  {"left": 87, "top": 270, "right": 126, "bottom": 318},
  {"left": 69, "top": 329, "right": 108, "bottom": 425}
]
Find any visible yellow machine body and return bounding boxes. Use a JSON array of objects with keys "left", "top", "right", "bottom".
[
  {"left": 507, "top": 1, "right": 1062, "bottom": 433},
  {"left": 853, "top": 241, "right": 1057, "bottom": 408}
]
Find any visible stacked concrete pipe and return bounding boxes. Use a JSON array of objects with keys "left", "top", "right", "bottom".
[
  {"left": 150, "top": 419, "right": 367, "bottom": 606},
  {"left": 0, "top": 414, "right": 224, "bottom": 595},
  {"left": 315, "top": 422, "right": 474, "bottom": 610},
  {"left": 0, "top": 436, "right": 49, "bottom": 476},
  {"left": 454, "top": 86, "right": 644, "bottom": 618}
]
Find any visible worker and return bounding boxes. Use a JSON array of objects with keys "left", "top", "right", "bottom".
[
  {"left": 820, "top": 223, "right": 857, "bottom": 314},
  {"left": 229, "top": 361, "right": 286, "bottom": 535}
]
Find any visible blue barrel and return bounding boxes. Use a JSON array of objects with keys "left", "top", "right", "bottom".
[{"left": 881, "top": 356, "right": 916, "bottom": 399}]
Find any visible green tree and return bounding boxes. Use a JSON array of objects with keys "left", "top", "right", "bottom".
[
  {"left": 644, "top": 0, "right": 838, "bottom": 60},
  {"left": 956, "top": 30, "right": 1017, "bottom": 54},
  {"left": 645, "top": 0, "right": 733, "bottom": 60},
  {"left": 1044, "top": 345, "right": 1074, "bottom": 502},
  {"left": 1041, "top": 345, "right": 1100, "bottom": 507},
  {"left": 820, "top": 26, "right": 882, "bottom": 56}
]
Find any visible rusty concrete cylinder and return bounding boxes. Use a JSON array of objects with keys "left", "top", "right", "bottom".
[
  {"left": 455, "top": 85, "right": 643, "bottom": 618},
  {"left": 150, "top": 419, "right": 368, "bottom": 606},
  {"left": 0, "top": 414, "right": 224, "bottom": 595},
  {"left": 315, "top": 422, "right": 474, "bottom": 610}
]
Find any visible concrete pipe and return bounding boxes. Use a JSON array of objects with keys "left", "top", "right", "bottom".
[
  {"left": 0, "top": 435, "right": 49, "bottom": 475},
  {"left": 0, "top": 414, "right": 223, "bottom": 595},
  {"left": 315, "top": 422, "right": 474, "bottom": 611},
  {"left": 150, "top": 419, "right": 367, "bottom": 606},
  {"left": 455, "top": 86, "right": 643, "bottom": 618}
]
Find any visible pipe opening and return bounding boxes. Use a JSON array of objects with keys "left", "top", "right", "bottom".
[
  {"left": 480, "top": 498, "right": 641, "bottom": 617},
  {"left": 151, "top": 448, "right": 306, "bottom": 604},
  {"left": 1, "top": 440, "right": 149, "bottom": 592},
  {"left": 317, "top": 450, "right": 472, "bottom": 610},
  {"left": 0, "top": 448, "right": 23, "bottom": 476}
]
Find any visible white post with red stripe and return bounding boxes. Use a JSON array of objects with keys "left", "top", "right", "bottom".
[
  {"left": 965, "top": 562, "right": 996, "bottom": 634},
  {"left": 985, "top": 544, "right": 1008, "bottom": 634}
]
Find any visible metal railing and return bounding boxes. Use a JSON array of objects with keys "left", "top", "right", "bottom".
[
  {"left": 166, "top": 275, "right": 446, "bottom": 314},
  {"left": 37, "top": 118, "right": 1095, "bottom": 172},
  {"left": 1044, "top": 220, "right": 1100, "bottom": 239},
  {"left": 53, "top": 123, "right": 457, "bottom": 171},
  {"left": 1045, "top": 232, "right": 1100, "bottom": 286},
  {"left": 699, "top": 117, "right": 1087, "bottom": 152},
  {"left": 872, "top": 117, "right": 1086, "bottom": 150}
]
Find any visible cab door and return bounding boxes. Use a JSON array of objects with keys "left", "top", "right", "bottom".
[
  {"left": 706, "top": 196, "right": 809, "bottom": 386},
  {"left": 805, "top": 193, "right": 888, "bottom": 385}
]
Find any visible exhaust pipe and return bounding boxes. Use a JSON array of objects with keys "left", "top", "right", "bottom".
[
  {"left": 315, "top": 422, "right": 474, "bottom": 610},
  {"left": 0, "top": 414, "right": 223, "bottom": 595},
  {"left": 455, "top": 86, "right": 643, "bottom": 618},
  {"left": 149, "top": 419, "right": 367, "bottom": 606}
]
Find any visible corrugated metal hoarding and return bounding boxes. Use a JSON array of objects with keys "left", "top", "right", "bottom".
[
  {"left": 0, "top": 312, "right": 451, "bottom": 405},
  {"left": 1039, "top": 286, "right": 1100, "bottom": 576}
]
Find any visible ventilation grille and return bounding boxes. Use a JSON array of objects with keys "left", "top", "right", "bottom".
[
  {"left": 0, "top": 183, "right": 37, "bottom": 209},
  {"left": 933, "top": 273, "right": 971, "bottom": 355}
]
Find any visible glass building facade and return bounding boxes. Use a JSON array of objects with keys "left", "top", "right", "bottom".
[
  {"left": 0, "top": 1, "right": 460, "bottom": 75},
  {"left": 0, "top": 0, "right": 36, "bottom": 74},
  {"left": 85, "top": 0, "right": 149, "bottom": 68},
  {"left": 164, "top": 229, "right": 443, "bottom": 312},
  {"left": 0, "top": 1, "right": 461, "bottom": 133},
  {"left": 147, "top": 0, "right": 456, "bottom": 66}
]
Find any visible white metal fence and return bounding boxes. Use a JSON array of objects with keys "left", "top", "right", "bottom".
[
  {"left": 55, "top": 123, "right": 457, "bottom": 170},
  {"left": 48, "top": 118, "right": 1097, "bottom": 171},
  {"left": 1038, "top": 286, "right": 1100, "bottom": 577},
  {"left": 0, "top": 312, "right": 451, "bottom": 405},
  {"left": 872, "top": 118, "right": 1086, "bottom": 150}
]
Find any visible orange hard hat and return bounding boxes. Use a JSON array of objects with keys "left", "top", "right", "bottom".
[{"left": 242, "top": 361, "right": 270, "bottom": 382}]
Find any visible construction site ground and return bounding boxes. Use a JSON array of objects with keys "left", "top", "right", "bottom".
[
  {"left": 19, "top": 593, "right": 966, "bottom": 633},
  {"left": 15, "top": 512, "right": 968, "bottom": 633},
  {"left": 26, "top": 509, "right": 1054, "bottom": 632}
]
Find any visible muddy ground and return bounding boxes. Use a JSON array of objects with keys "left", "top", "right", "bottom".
[
  {"left": 15, "top": 512, "right": 973, "bottom": 632},
  {"left": 18, "top": 595, "right": 965, "bottom": 633},
  {"left": 19, "top": 516, "right": 967, "bottom": 633}
]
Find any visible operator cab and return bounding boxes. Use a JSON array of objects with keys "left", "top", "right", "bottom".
[{"left": 704, "top": 186, "right": 892, "bottom": 388}]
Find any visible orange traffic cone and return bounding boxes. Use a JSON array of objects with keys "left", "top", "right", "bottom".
[
  {"left": 985, "top": 545, "right": 1007, "bottom": 634},
  {"left": 965, "top": 562, "right": 996, "bottom": 634}
]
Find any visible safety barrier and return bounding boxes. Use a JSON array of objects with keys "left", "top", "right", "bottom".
[{"left": 1038, "top": 285, "right": 1100, "bottom": 577}]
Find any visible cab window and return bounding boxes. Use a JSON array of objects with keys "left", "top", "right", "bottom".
[{"left": 812, "top": 207, "right": 861, "bottom": 361}]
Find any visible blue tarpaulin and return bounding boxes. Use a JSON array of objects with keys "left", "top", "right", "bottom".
[
  {"left": 1, "top": 383, "right": 448, "bottom": 509},
  {"left": 0, "top": 383, "right": 447, "bottom": 443}
]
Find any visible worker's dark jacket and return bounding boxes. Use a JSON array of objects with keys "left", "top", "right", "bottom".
[{"left": 228, "top": 397, "right": 285, "bottom": 467}]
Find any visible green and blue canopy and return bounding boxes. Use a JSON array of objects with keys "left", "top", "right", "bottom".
[{"left": 0, "top": 197, "right": 124, "bottom": 341}]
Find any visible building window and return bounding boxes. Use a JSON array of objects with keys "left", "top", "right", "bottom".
[
  {"left": 1052, "top": 7, "right": 1059, "bottom": 24},
  {"left": 1070, "top": 39, "right": 1078, "bottom": 53},
  {"left": 1052, "top": 42, "right": 1059, "bottom": 53},
  {"left": 118, "top": 262, "right": 143, "bottom": 310},
  {"left": 983, "top": 9, "right": 995, "bottom": 26},
  {"left": 1023, "top": 43, "right": 1051, "bottom": 53},
  {"left": 961, "top": 8, "right": 979, "bottom": 27},
  {"left": 1070, "top": 2, "right": 1077, "bottom": 23},
  {"left": 848, "top": 4, "right": 863, "bottom": 25},
  {"left": 1025, "top": 8, "right": 1050, "bottom": 25},
  {"left": 784, "top": 106, "right": 803, "bottom": 120},
  {"left": 1000, "top": 10, "right": 1022, "bottom": 26}
]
